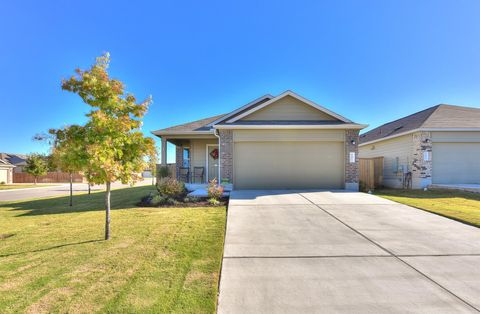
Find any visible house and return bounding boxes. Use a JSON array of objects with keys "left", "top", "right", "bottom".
[
  {"left": 0, "top": 153, "right": 27, "bottom": 173},
  {"left": 359, "top": 104, "right": 480, "bottom": 189},
  {"left": 152, "top": 91, "right": 367, "bottom": 190},
  {"left": 0, "top": 157, "right": 15, "bottom": 184}
]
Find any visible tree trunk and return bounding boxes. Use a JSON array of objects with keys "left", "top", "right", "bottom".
[
  {"left": 69, "top": 173, "right": 73, "bottom": 207},
  {"left": 34, "top": 177, "right": 37, "bottom": 185},
  {"left": 88, "top": 183, "right": 91, "bottom": 195},
  {"left": 105, "top": 181, "right": 111, "bottom": 240}
]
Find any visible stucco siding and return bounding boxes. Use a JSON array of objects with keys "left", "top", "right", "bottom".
[
  {"left": 241, "top": 95, "right": 338, "bottom": 121},
  {"left": 359, "top": 134, "right": 413, "bottom": 188}
]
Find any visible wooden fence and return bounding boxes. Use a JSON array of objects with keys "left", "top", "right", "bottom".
[
  {"left": 13, "top": 172, "right": 84, "bottom": 183},
  {"left": 359, "top": 157, "right": 384, "bottom": 191}
]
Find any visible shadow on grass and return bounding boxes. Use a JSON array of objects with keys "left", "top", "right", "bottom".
[
  {"left": 0, "top": 239, "right": 103, "bottom": 257},
  {"left": 0, "top": 185, "right": 156, "bottom": 217},
  {"left": 375, "top": 188, "right": 480, "bottom": 201}
]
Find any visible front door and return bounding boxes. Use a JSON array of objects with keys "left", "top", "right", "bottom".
[{"left": 207, "top": 145, "right": 219, "bottom": 182}]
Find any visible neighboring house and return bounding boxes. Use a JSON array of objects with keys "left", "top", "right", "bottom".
[
  {"left": 0, "top": 157, "right": 15, "bottom": 184},
  {"left": 0, "top": 153, "right": 28, "bottom": 173},
  {"left": 359, "top": 104, "right": 480, "bottom": 189},
  {"left": 153, "top": 91, "right": 367, "bottom": 190}
]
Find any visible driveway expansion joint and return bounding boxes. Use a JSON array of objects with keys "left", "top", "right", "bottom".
[{"left": 299, "top": 193, "right": 480, "bottom": 313}]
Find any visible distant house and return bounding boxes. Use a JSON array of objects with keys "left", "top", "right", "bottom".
[
  {"left": 359, "top": 105, "right": 480, "bottom": 189},
  {"left": 0, "top": 157, "right": 15, "bottom": 184},
  {"left": 0, "top": 153, "right": 28, "bottom": 173}
]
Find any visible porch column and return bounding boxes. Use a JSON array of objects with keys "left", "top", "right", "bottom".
[{"left": 161, "top": 137, "right": 167, "bottom": 166}]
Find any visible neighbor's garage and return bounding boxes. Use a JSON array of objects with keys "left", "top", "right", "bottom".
[
  {"left": 0, "top": 168, "right": 8, "bottom": 184},
  {"left": 432, "top": 132, "right": 480, "bottom": 184},
  {"left": 233, "top": 129, "right": 345, "bottom": 189}
]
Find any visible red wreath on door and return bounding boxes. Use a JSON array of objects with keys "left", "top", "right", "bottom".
[{"left": 210, "top": 148, "right": 219, "bottom": 160}]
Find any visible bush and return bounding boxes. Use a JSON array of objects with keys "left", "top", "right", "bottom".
[
  {"left": 183, "top": 196, "right": 200, "bottom": 203},
  {"left": 157, "top": 178, "right": 186, "bottom": 200},
  {"left": 158, "top": 166, "right": 170, "bottom": 179},
  {"left": 208, "top": 178, "right": 224, "bottom": 200},
  {"left": 0, "top": 181, "right": 5, "bottom": 185},
  {"left": 208, "top": 198, "right": 220, "bottom": 206}
]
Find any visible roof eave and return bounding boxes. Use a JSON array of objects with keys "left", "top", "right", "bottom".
[
  {"left": 359, "top": 127, "right": 480, "bottom": 146},
  {"left": 213, "top": 124, "right": 368, "bottom": 130}
]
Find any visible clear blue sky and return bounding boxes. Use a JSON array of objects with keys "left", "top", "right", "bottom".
[{"left": 1, "top": 0, "right": 480, "bottom": 163}]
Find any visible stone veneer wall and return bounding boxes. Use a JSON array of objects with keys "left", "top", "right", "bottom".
[
  {"left": 219, "top": 130, "right": 234, "bottom": 183},
  {"left": 411, "top": 131, "right": 432, "bottom": 189},
  {"left": 345, "top": 129, "right": 360, "bottom": 190}
]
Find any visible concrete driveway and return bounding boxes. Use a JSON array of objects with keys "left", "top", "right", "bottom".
[{"left": 218, "top": 190, "right": 480, "bottom": 313}]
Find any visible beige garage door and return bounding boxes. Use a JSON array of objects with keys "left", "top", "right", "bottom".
[
  {"left": 0, "top": 169, "right": 8, "bottom": 184},
  {"left": 433, "top": 143, "right": 480, "bottom": 184},
  {"left": 234, "top": 141, "right": 344, "bottom": 189}
]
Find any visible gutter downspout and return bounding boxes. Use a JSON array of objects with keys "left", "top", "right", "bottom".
[{"left": 213, "top": 129, "right": 221, "bottom": 182}]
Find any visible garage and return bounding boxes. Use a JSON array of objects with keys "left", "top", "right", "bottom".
[
  {"left": 233, "top": 130, "right": 345, "bottom": 189},
  {"left": 0, "top": 168, "right": 8, "bottom": 184},
  {"left": 432, "top": 142, "right": 480, "bottom": 184}
]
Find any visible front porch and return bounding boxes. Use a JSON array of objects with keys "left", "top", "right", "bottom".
[{"left": 160, "top": 135, "right": 224, "bottom": 184}]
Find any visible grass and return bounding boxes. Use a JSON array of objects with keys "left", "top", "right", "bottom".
[
  {"left": 375, "top": 189, "right": 480, "bottom": 227},
  {"left": 0, "top": 185, "right": 226, "bottom": 313},
  {"left": 0, "top": 184, "right": 57, "bottom": 190}
]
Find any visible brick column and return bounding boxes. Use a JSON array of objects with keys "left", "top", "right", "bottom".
[
  {"left": 345, "top": 129, "right": 359, "bottom": 191},
  {"left": 175, "top": 145, "right": 183, "bottom": 180},
  {"left": 219, "top": 130, "right": 233, "bottom": 183},
  {"left": 411, "top": 131, "right": 432, "bottom": 189}
]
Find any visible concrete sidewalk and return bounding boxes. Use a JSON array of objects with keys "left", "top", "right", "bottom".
[{"left": 218, "top": 190, "right": 480, "bottom": 313}]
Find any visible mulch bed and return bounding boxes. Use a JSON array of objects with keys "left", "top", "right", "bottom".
[{"left": 137, "top": 198, "right": 228, "bottom": 208}]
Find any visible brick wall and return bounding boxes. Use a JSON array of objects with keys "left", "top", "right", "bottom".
[
  {"left": 345, "top": 129, "right": 360, "bottom": 190},
  {"left": 219, "top": 130, "right": 233, "bottom": 183},
  {"left": 175, "top": 145, "right": 183, "bottom": 179}
]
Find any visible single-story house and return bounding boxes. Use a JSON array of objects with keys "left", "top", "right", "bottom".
[
  {"left": 152, "top": 91, "right": 367, "bottom": 190},
  {"left": 0, "top": 153, "right": 27, "bottom": 173},
  {"left": 359, "top": 104, "right": 480, "bottom": 189},
  {"left": 0, "top": 157, "right": 15, "bottom": 184}
]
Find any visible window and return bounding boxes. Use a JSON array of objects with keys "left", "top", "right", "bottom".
[{"left": 183, "top": 148, "right": 190, "bottom": 168}]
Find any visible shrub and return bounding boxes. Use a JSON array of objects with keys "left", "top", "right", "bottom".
[
  {"left": 183, "top": 196, "right": 200, "bottom": 203},
  {"left": 208, "top": 178, "right": 224, "bottom": 200},
  {"left": 157, "top": 178, "right": 186, "bottom": 200},
  {"left": 151, "top": 194, "right": 165, "bottom": 206},
  {"left": 158, "top": 166, "right": 170, "bottom": 179},
  {"left": 0, "top": 181, "right": 5, "bottom": 185},
  {"left": 208, "top": 198, "right": 220, "bottom": 206}
]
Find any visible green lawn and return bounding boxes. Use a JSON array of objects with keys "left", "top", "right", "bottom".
[
  {"left": 0, "top": 186, "right": 226, "bottom": 313},
  {"left": 0, "top": 184, "right": 57, "bottom": 190},
  {"left": 375, "top": 189, "right": 480, "bottom": 227}
]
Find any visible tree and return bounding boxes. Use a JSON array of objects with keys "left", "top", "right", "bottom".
[
  {"left": 24, "top": 154, "right": 48, "bottom": 184},
  {"left": 49, "top": 125, "right": 88, "bottom": 206},
  {"left": 62, "top": 53, "right": 155, "bottom": 240},
  {"left": 148, "top": 149, "right": 158, "bottom": 185}
]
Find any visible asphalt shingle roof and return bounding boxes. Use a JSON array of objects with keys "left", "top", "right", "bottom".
[{"left": 360, "top": 104, "right": 480, "bottom": 144}]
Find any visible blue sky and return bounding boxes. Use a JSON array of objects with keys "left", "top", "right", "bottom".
[{"left": 1, "top": 0, "right": 480, "bottom": 162}]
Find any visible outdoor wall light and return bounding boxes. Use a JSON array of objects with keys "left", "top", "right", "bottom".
[{"left": 351, "top": 139, "right": 356, "bottom": 145}]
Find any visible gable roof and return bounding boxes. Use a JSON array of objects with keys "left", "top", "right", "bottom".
[
  {"left": 226, "top": 90, "right": 352, "bottom": 123},
  {"left": 360, "top": 104, "right": 480, "bottom": 145},
  {"left": 152, "top": 91, "right": 366, "bottom": 137}
]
